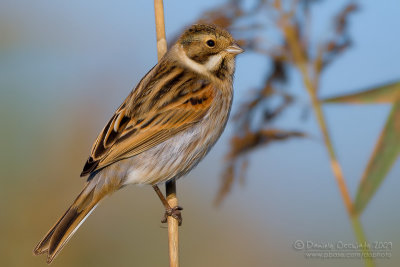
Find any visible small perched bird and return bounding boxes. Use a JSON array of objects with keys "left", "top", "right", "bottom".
[{"left": 34, "top": 24, "right": 243, "bottom": 263}]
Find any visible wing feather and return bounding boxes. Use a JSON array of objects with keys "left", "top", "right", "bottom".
[{"left": 81, "top": 63, "right": 215, "bottom": 177}]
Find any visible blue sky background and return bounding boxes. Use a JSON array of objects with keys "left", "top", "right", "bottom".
[{"left": 1, "top": 0, "right": 399, "bottom": 266}]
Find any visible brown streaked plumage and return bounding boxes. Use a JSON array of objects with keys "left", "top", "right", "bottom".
[{"left": 34, "top": 24, "right": 243, "bottom": 264}]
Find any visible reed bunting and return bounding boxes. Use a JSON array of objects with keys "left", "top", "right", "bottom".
[{"left": 34, "top": 24, "right": 243, "bottom": 263}]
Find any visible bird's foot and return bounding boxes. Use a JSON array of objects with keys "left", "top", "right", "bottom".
[{"left": 161, "top": 206, "right": 183, "bottom": 226}]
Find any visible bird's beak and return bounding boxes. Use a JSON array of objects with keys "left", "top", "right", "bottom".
[{"left": 225, "top": 43, "right": 244, "bottom": 54}]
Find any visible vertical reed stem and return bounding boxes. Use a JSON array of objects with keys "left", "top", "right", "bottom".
[
  {"left": 154, "top": 0, "right": 167, "bottom": 60},
  {"left": 166, "top": 180, "right": 179, "bottom": 267},
  {"left": 153, "top": 1, "right": 179, "bottom": 266}
]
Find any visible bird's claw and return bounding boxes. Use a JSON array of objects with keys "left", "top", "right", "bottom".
[{"left": 161, "top": 206, "right": 183, "bottom": 226}]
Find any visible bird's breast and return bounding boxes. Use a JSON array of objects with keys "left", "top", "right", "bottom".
[{"left": 122, "top": 87, "right": 232, "bottom": 185}]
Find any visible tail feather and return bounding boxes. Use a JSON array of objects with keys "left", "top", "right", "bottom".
[{"left": 33, "top": 183, "right": 101, "bottom": 264}]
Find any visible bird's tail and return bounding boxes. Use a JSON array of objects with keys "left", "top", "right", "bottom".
[{"left": 33, "top": 182, "right": 105, "bottom": 264}]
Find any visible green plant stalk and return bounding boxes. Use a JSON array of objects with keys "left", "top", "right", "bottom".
[
  {"left": 279, "top": 17, "right": 375, "bottom": 267},
  {"left": 309, "top": 93, "right": 353, "bottom": 214},
  {"left": 311, "top": 92, "right": 374, "bottom": 267},
  {"left": 351, "top": 216, "right": 375, "bottom": 267}
]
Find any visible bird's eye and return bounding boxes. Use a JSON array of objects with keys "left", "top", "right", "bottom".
[{"left": 206, "top": 40, "right": 215, "bottom": 47}]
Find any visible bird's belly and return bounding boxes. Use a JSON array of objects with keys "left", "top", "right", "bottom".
[{"left": 122, "top": 120, "right": 223, "bottom": 185}]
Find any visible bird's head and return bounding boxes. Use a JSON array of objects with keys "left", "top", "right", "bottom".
[{"left": 175, "top": 24, "right": 243, "bottom": 80}]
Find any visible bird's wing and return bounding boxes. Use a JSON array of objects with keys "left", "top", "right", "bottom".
[{"left": 81, "top": 66, "right": 215, "bottom": 176}]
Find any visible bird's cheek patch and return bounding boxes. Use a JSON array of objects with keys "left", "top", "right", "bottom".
[{"left": 204, "top": 54, "right": 223, "bottom": 71}]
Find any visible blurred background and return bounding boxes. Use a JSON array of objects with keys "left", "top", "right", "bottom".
[{"left": 1, "top": 0, "right": 399, "bottom": 266}]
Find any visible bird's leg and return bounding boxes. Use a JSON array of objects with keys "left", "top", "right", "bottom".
[{"left": 152, "top": 185, "right": 183, "bottom": 226}]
